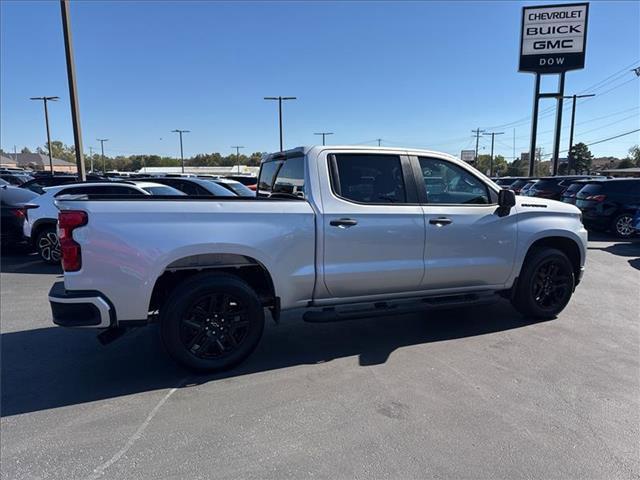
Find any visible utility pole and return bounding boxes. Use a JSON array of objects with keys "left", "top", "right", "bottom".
[
  {"left": 513, "top": 128, "right": 516, "bottom": 163},
  {"left": 60, "top": 0, "right": 86, "bottom": 181},
  {"left": 30, "top": 96, "right": 59, "bottom": 175},
  {"left": 563, "top": 93, "right": 595, "bottom": 174},
  {"left": 376, "top": 138, "right": 382, "bottom": 147},
  {"left": 89, "top": 146, "right": 94, "bottom": 172},
  {"left": 231, "top": 146, "right": 245, "bottom": 174},
  {"left": 483, "top": 131, "right": 504, "bottom": 177},
  {"left": 472, "top": 128, "right": 485, "bottom": 165},
  {"left": 264, "top": 96, "right": 296, "bottom": 151},
  {"left": 97, "top": 138, "right": 108, "bottom": 173},
  {"left": 314, "top": 132, "right": 333, "bottom": 146},
  {"left": 171, "top": 129, "right": 189, "bottom": 173}
]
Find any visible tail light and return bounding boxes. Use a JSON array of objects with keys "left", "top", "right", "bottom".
[
  {"left": 586, "top": 194, "right": 606, "bottom": 202},
  {"left": 58, "top": 210, "right": 88, "bottom": 272},
  {"left": 10, "top": 208, "right": 26, "bottom": 219}
]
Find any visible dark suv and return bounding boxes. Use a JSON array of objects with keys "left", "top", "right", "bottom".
[
  {"left": 575, "top": 179, "right": 640, "bottom": 238},
  {"left": 527, "top": 176, "right": 594, "bottom": 201}
]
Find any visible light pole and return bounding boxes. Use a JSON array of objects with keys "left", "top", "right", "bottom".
[
  {"left": 264, "top": 96, "right": 296, "bottom": 151},
  {"left": 563, "top": 93, "right": 595, "bottom": 174},
  {"left": 314, "top": 132, "right": 333, "bottom": 146},
  {"left": 171, "top": 129, "right": 190, "bottom": 173},
  {"left": 30, "top": 96, "right": 59, "bottom": 175},
  {"left": 482, "top": 131, "right": 504, "bottom": 177},
  {"left": 376, "top": 138, "right": 383, "bottom": 147},
  {"left": 60, "top": 0, "right": 86, "bottom": 181},
  {"left": 97, "top": 138, "right": 108, "bottom": 174},
  {"left": 89, "top": 146, "right": 94, "bottom": 172},
  {"left": 231, "top": 146, "right": 245, "bottom": 173}
]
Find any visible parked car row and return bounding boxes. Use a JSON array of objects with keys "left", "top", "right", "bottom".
[
  {"left": 496, "top": 176, "right": 640, "bottom": 238},
  {"left": 2, "top": 171, "right": 258, "bottom": 263}
]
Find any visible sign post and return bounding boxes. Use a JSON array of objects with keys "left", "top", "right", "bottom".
[{"left": 519, "top": 3, "right": 589, "bottom": 176}]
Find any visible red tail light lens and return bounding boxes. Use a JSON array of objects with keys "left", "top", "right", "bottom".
[
  {"left": 58, "top": 210, "right": 88, "bottom": 272},
  {"left": 10, "top": 208, "right": 26, "bottom": 219},
  {"left": 586, "top": 194, "right": 606, "bottom": 202}
]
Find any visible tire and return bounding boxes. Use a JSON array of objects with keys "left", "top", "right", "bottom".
[
  {"left": 160, "top": 273, "right": 265, "bottom": 372},
  {"left": 36, "top": 226, "right": 61, "bottom": 264},
  {"left": 512, "top": 248, "right": 575, "bottom": 319},
  {"left": 611, "top": 213, "right": 634, "bottom": 239}
]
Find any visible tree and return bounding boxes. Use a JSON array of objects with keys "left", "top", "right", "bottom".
[
  {"left": 627, "top": 145, "right": 640, "bottom": 167},
  {"left": 617, "top": 158, "right": 634, "bottom": 169},
  {"left": 568, "top": 142, "right": 593, "bottom": 174},
  {"left": 21, "top": 147, "right": 32, "bottom": 154},
  {"left": 475, "top": 154, "right": 508, "bottom": 177}
]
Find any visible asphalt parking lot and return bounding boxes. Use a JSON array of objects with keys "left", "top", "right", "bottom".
[{"left": 1, "top": 234, "right": 639, "bottom": 480}]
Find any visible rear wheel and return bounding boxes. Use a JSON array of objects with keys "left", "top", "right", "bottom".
[
  {"left": 36, "top": 226, "right": 60, "bottom": 264},
  {"left": 512, "top": 248, "right": 575, "bottom": 319},
  {"left": 160, "top": 273, "right": 265, "bottom": 372},
  {"left": 612, "top": 213, "right": 634, "bottom": 239}
]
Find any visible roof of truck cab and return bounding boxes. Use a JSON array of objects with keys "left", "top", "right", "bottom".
[{"left": 264, "top": 145, "right": 462, "bottom": 161}]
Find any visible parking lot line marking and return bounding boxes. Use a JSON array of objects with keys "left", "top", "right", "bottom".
[{"left": 86, "top": 378, "right": 189, "bottom": 480}]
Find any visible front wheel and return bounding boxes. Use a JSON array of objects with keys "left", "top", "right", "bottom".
[
  {"left": 512, "top": 248, "right": 575, "bottom": 319},
  {"left": 36, "top": 227, "right": 61, "bottom": 264},
  {"left": 160, "top": 273, "right": 265, "bottom": 372}
]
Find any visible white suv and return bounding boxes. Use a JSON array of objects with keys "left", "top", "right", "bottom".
[{"left": 24, "top": 181, "right": 183, "bottom": 263}]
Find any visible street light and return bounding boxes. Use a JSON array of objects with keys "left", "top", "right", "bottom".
[
  {"left": 171, "top": 129, "right": 190, "bottom": 173},
  {"left": 30, "top": 96, "right": 59, "bottom": 174},
  {"left": 264, "top": 96, "right": 296, "bottom": 151},
  {"left": 314, "top": 132, "right": 333, "bottom": 146},
  {"left": 231, "top": 146, "right": 245, "bottom": 174}
]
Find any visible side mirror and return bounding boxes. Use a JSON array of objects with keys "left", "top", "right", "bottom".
[{"left": 498, "top": 188, "right": 516, "bottom": 210}]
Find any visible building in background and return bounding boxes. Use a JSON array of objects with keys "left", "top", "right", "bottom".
[{"left": 11, "top": 153, "right": 76, "bottom": 173}]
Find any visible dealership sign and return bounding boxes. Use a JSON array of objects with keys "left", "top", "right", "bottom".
[{"left": 519, "top": 3, "right": 589, "bottom": 73}]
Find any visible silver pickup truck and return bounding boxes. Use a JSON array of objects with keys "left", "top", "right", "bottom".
[{"left": 49, "top": 146, "right": 588, "bottom": 371}]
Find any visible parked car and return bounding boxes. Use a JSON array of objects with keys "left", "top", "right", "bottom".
[
  {"left": 0, "top": 178, "right": 10, "bottom": 186},
  {"left": 1, "top": 185, "right": 39, "bottom": 248},
  {"left": 520, "top": 179, "right": 539, "bottom": 196},
  {"left": 494, "top": 177, "right": 523, "bottom": 187},
  {"left": 561, "top": 178, "right": 608, "bottom": 205},
  {"left": 0, "top": 172, "right": 34, "bottom": 186},
  {"left": 24, "top": 181, "right": 184, "bottom": 263},
  {"left": 205, "top": 177, "right": 255, "bottom": 197},
  {"left": 508, "top": 178, "right": 533, "bottom": 195},
  {"left": 49, "top": 146, "right": 587, "bottom": 372},
  {"left": 224, "top": 175, "right": 258, "bottom": 191},
  {"left": 138, "top": 177, "right": 236, "bottom": 196},
  {"left": 575, "top": 178, "right": 640, "bottom": 238},
  {"left": 525, "top": 176, "right": 592, "bottom": 201},
  {"left": 20, "top": 174, "right": 108, "bottom": 194}
]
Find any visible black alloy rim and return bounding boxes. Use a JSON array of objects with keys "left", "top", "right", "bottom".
[
  {"left": 531, "top": 259, "right": 572, "bottom": 310},
  {"left": 179, "top": 293, "right": 250, "bottom": 359}
]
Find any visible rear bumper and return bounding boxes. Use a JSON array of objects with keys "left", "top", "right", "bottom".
[{"left": 49, "top": 281, "right": 114, "bottom": 328}]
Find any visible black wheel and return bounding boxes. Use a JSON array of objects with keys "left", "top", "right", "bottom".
[
  {"left": 512, "top": 248, "right": 575, "bottom": 319},
  {"left": 160, "top": 273, "right": 265, "bottom": 372},
  {"left": 611, "top": 213, "right": 634, "bottom": 239},
  {"left": 36, "top": 227, "right": 61, "bottom": 264}
]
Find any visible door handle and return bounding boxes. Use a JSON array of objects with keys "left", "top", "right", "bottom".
[
  {"left": 429, "top": 217, "right": 452, "bottom": 226},
  {"left": 330, "top": 218, "right": 358, "bottom": 228}
]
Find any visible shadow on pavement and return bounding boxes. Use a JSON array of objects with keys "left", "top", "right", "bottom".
[
  {"left": 1, "top": 300, "right": 546, "bottom": 417},
  {"left": 0, "top": 253, "right": 61, "bottom": 275},
  {"left": 588, "top": 238, "right": 640, "bottom": 270}
]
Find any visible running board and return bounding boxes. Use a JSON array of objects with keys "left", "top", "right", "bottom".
[{"left": 303, "top": 292, "right": 498, "bottom": 323}]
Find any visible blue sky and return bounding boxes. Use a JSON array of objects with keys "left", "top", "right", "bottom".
[{"left": 1, "top": 0, "right": 638, "bottom": 161}]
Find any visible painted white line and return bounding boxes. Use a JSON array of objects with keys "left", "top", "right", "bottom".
[{"left": 86, "top": 378, "right": 188, "bottom": 480}]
